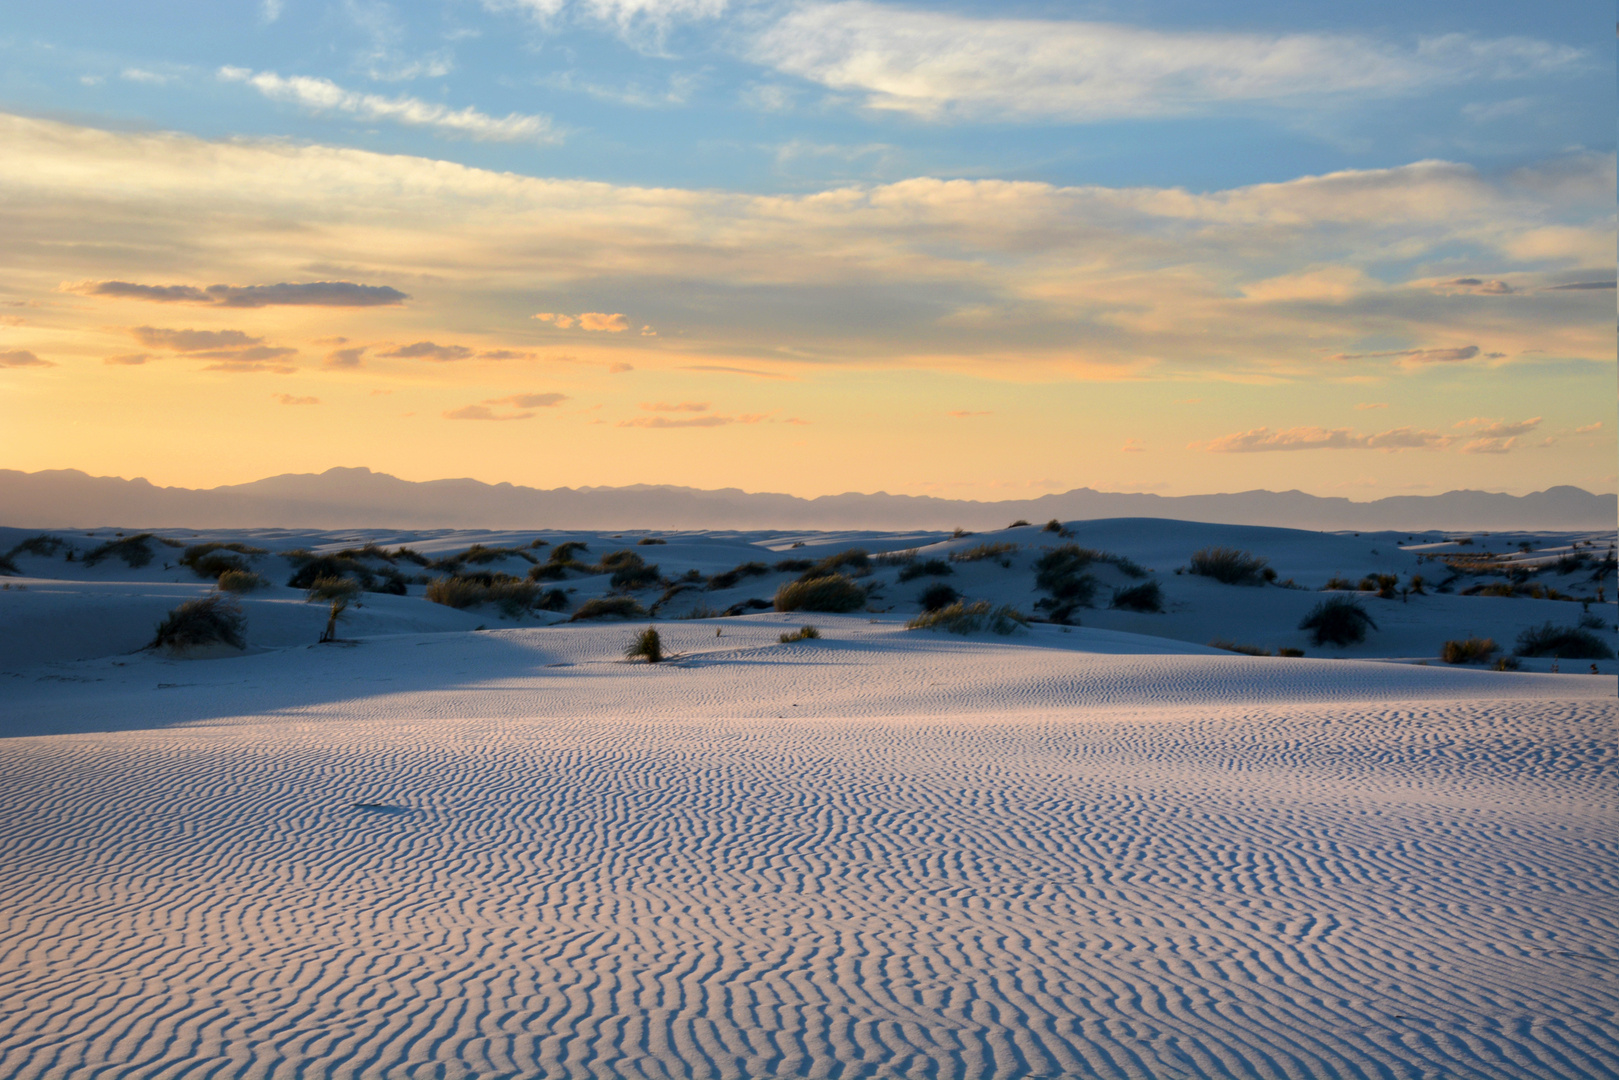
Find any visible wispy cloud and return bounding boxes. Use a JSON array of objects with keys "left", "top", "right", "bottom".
[
  {"left": 618, "top": 412, "right": 765, "bottom": 428},
  {"left": 682, "top": 365, "right": 791, "bottom": 379},
  {"left": 641, "top": 401, "right": 709, "bottom": 412},
  {"left": 443, "top": 391, "right": 570, "bottom": 420},
  {"left": 380, "top": 341, "right": 474, "bottom": 361},
  {"left": 1455, "top": 416, "right": 1541, "bottom": 454},
  {"left": 1545, "top": 280, "right": 1617, "bottom": 291},
  {"left": 1329, "top": 345, "right": 1487, "bottom": 363},
  {"left": 533, "top": 311, "right": 630, "bottom": 331},
  {"left": 69, "top": 280, "right": 408, "bottom": 307},
  {"left": 0, "top": 349, "right": 51, "bottom": 368},
  {"left": 1202, "top": 425, "right": 1449, "bottom": 453},
  {"left": 130, "top": 326, "right": 263, "bottom": 351},
  {"left": 218, "top": 67, "right": 560, "bottom": 144},
  {"left": 273, "top": 393, "right": 319, "bottom": 405},
  {"left": 103, "top": 353, "right": 150, "bottom": 365}
]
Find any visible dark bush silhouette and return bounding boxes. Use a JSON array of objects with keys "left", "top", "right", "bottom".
[
  {"left": 1110, "top": 581, "right": 1163, "bottom": 613},
  {"left": 907, "top": 601, "right": 1027, "bottom": 635},
  {"left": 9, "top": 534, "right": 66, "bottom": 558},
  {"left": 1211, "top": 640, "right": 1269, "bottom": 656},
  {"left": 1514, "top": 623, "right": 1614, "bottom": 660},
  {"left": 570, "top": 596, "right": 647, "bottom": 621},
  {"left": 1033, "top": 544, "right": 1101, "bottom": 623},
  {"left": 898, "top": 559, "right": 952, "bottom": 582},
  {"left": 217, "top": 570, "right": 269, "bottom": 593},
  {"left": 1441, "top": 637, "right": 1497, "bottom": 664},
  {"left": 1299, "top": 596, "right": 1377, "bottom": 647},
  {"left": 1277, "top": 647, "right": 1305, "bottom": 658},
  {"left": 773, "top": 558, "right": 813, "bottom": 573},
  {"left": 918, "top": 582, "right": 961, "bottom": 611},
  {"left": 626, "top": 627, "right": 664, "bottom": 662},
  {"left": 798, "top": 548, "right": 869, "bottom": 582},
  {"left": 775, "top": 574, "right": 867, "bottom": 613},
  {"left": 1189, "top": 547, "right": 1270, "bottom": 586},
  {"left": 637, "top": 537, "right": 667, "bottom": 546},
  {"left": 151, "top": 594, "right": 246, "bottom": 651},
  {"left": 709, "top": 561, "right": 772, "bottom": 590},
  {"left": 306, "top": 575, "right": 361, "bottom": 602},
  {"left": 85, "top": 533, "right": 157, "bottom": 568},
  {"left": 597, "top": 550, "right": 661, "bottom": 591},
  {"left": 0, "top": 552, "right": 17, "bottom": 576},
  {"left": 951, "top": 542, "right": 1018, "bottom": 564}
]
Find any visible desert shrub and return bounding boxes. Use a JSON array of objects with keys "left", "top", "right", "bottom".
[
  {"left": 536, "top": 587, "right": 569, "bottom": 612},
  {"left": 84, "top": 533, "right": 157, "bottom": 568},
  {"left": 1467, "top": 583, "right": 1518, "bottom": 598},
  {"left": 723, "top": 598, "right": 774, "bottom": 616},
  {"left": 1441, "top": 637, "right": 1497, "bottom": 664},
  {"left": 1110, "top": 581, "right": 1163, "bottom": 613},
  {"left": 952, "top": 541, "right": 1018, "bottom": 564},
  {"left": 1513, "top": 623, "right": 1615, "bottom": 660},
  {"left": 1357, "top": 574, "right": 1399, "bottom": 599},
  {"left": 1299, "top": 596, "right": 1378, "bottom": 647},
  {"left": 1007, "top": 519, "right": 1030, "bottom": 528},
  {"left": 1492, "top": 656, "right": 1522, "bottom": 671},
  {"left": 9, "top": 534, "right": 65, "bottom": 558},
  {"left": 918, "top": 582, "right": 961, "bottom": 612},
  {"left": 1033, "top": 544, "right": 1099, "bottom": 623},
  {"left": 288, "top": 555, "right": 376, "bottom": 590},
  {"left": 458, "top": 544, "right": 538, "bottom": 566},
  {"left": 571, "top": 596, "right": 648, "bottom": 621},
  {"left": 426, "top": 575, "right": 487, "bottom": 609},
  {"left": 1408, "top": 575, "right": 1427, "bottom": 595},
  {"left": 188, "top": 552, "right": 250, "bottom": 580},
  {"left": 626, "top": 627, "right": 664, "bottom": 662},
  {"left": 151, "top": 593, "right": 246, "bottom": 651},
  {"left": 487, "top": 577, "right": 541, "bottom": 617},
  {"left": 774, "top": 574, "right": 867, "bottom": 613},
  {"left": 798, "top": 548, "right": 869, "bottom": 581},
  {"left": 1211, "top": 640, "right": 1270, "bottom": 656},
  {"left": 528, "top": 562, "right": 571, "bottom": 581},
  {"left": 1552, "top": 552, "right": 1589, "bottom": 575},
  {"left": 392, "top": 547, "right": 430, "bottom": 566},
  {"left": 1188, "top": 547, "right": 1270, "bottom": 586},
  {"left": 1277, "top": 647, "right": 1306, "bottom": 658},
  {"left": 907, "top": 601, "right": 1028, "bottom": 635},
  {"left": 773, "top": 558, "right": 813, "bottom": 573},
  {"left": 709, "top": 561, "right": 772, "bottom": 590},
  {"left": 597, "top": 551, "right": 661, "bottom": 590},
  {"left": 677, "top": 604, "right": 723, "bottom": 619},
  {"left": 898, "top": 559, "right": 952, "bottom": 582},
  {"left": 216, "top": 569, "right": 269, "bottom": 593},
  {"left": 637, "top": 537, "right": 667, "bottom": 546},
  {"left": 951, "top": 527, "right": 973, "bottom": 538},
  {"left": 779, "top": 625, "right": 821, "bottom": 643},
  {"left": 1042, "top": 519, "right": 1063, "bottom": 532},
  {"left": 552, "top": 541, "right": 590, "bottom": 562},
  {"left": 0, "top": 552, "right": 17, "bottom": 575},
  {"left": 306, "top": 575, "right": 362, "bottom": 602},
  {"left": 528, "top": 538, "right": 550, "bottom": 549},
  {"left": 1322, "top": 575, "right": 1358, "bottom": 591}
]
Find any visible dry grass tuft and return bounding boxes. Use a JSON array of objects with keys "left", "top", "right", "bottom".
[
  {"left": 570, "top": 596, "right": 648, "bottom": 621},
  {"left": 779, "top": 625, "right": 821, "bottom": 643},
  {"left": 1189, "top": 547, "right": 1272, "bottom": 586},
  {"left": 1440, "top": 637, "right": 1497, "bottom": 664},
  {"left": 151, "top": 594, "right": 246, "bottom": 651},
  {"left": 626, "top": 626, "right": 664, "bottom": 662},
  {"left": 774, "top": 574, "right": 867, "bottom": 613},
  {"left": 907, "top": 601, "right": 1027, "bottom": 635}
]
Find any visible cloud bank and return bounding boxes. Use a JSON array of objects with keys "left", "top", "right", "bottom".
[{"left": 69, "top": 280, "right": 409, "bottom": 307}]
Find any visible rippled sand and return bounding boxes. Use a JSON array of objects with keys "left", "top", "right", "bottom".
[{"left": 2, "top": 618, "right": 1614, "bottom": 1079}]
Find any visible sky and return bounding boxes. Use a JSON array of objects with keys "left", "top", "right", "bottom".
[{"left": 0, "top": 0, "right": 1613, "bottom": 501}]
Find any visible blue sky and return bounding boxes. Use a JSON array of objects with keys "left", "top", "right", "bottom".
[{"left": 0, "top": 2, "right": 1612, "bottom": 498}]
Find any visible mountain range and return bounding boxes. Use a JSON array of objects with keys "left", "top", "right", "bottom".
[{"left": 2, "top": 467, "right": 1613, "bottom": 533}]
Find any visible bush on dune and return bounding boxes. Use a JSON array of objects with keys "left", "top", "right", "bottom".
[
  {"left": 897, "top": 559, "right": 952, "bottom": 583},
  {"left": 708, "top": 561, "right": 772, "bottom": 590},
  {"left": 306, "top": 575, "right": 362, "bottom": 602},
  {"left": 598, "top": 550, "right": 662, "bottom": 591},
  {"left": 0, "top": 552, "right": 17, "bottom": 576},
  {"left": 1299, "top": 596, "right": 1377, "bottom": 647},
  {"left": 779, "top": 625, "right": 820, "bottom": 643},
  {"left": 918, "top": 582, "right": 960, "bottom": 612},
  {"left": 1211, "top": 640, "right": 1270, "bottom": 656},
  {"left": 773, "top": 558, "right": 813, "bottom": 573},
  {"left": 950, "top": 541, "right": 1018, "bottom": 564},
  {"left": 1189, "top": 547, "right": 1273, "bottom": 586},
  {"left": 1109, "top": 581, "right": 1163, "bottom": 613},
  {"left": 637, "top": 537, "right": 667, "bottom": 546},
  {"left": 217, "top": 569, "right": 269, "bottom": 593},
  {"left": 84, "top": 533, "right": 158, "bottom": 568},
  {"left": 1513, "top": 623, "right": 1615, "bottom": 660},
  {"left": 797, "top": 548, "right": 870, "bottom": 582},
  {"left": 9, "top": 534, "right": 66, "bottom": 558},
  {"left": 1440, "top": 637, "right": 1497, "bottom": 664},
  {"left": 287, "top": 554, "right": 405, "bottom": 595},
  {"left": 151, "top": 594, "right": 246, "bottom": 651},
  {"left": 626, "top": 626, "right": 664, "bottom": 663},
  {"left": 1033, "top": 545, "right": 1100, "bottom": 624},
  {"left": 571, "top": 596, "right": 648, "bottom": 621},
  {"left": 426, "top": 575, "right": 487, "bottom": 609},
  {"left": 774, "top": 574, "right": 867, "bottom": 613},
  {"left": 907, "top": 601, "right": 1028, "bottom": 636}
]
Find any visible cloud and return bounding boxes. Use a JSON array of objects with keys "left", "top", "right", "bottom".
[
  {"left": 218, "top": 67, "right": 559, "bottom": 144},
  {"left": 946, "top": 410, "right": 990, "bottom": 418},
  {"left": 1575, "top": 422, "right": 1604, "bottom": 434},
  {"left": 533, "top": 311, "right": 630, "bottom": 332},
  {"left": 75, "top": 280, "right": 407, "bottom": 307},
  {"left": 490, "top": 392, "right": 569, "bottom": 408},
  {"left": 1329, "top": 344, "right": 1481, "bottom": 363},
  {"left": 325, "top": 346, "right": 367, "bottom": 368},
  {"left": 203, "top": 359, "right": 298, "bottom": 374},
  {"left": 641, "top": 401, "right": 709, "bottom": 412},
  {"left": 1355, "top": 402, "right": 1389, "bottom": 410},
  {"left": 1121, "top": 438, "right": 1145, "bottom": 452},
  {"left": 103, "top": 353, "right": 150, "bottom": 365},
  {"left": 617, "top": 413, "right": 759, "bottom": 428},
  {"left": 1454, "top": 416, "right": 1541, "bottom": 452},
  {"left": 444, "top": 404, "right": 532, "bottom": 421},
  {"left": 748, "top": 3, "right": 1583, "bottom": 123},
  {"left": 130, "top": 326, "right": 263, "bottom": 352},
  {"left": 380, "top": 341, "right": 474, "bottom": 361},
  {"left": 273, "top": 393, "right": 319, "bottom": 405},
  {"left": 192, "top": 345, "right": 297, "bottom": 362},
  {"left": 608, "top": 362, "right": 634, "bottom": 373},
  {"left": 1544, "top": 280, "right": 1617, "bottom": 290},
  {"left": 682, "top": 365, "right": 790, "bottom": 379},
  {"left": 121, "top": 68, "right": 173, "bottom": 86},
  {"left": 444, "top": 391, "right": 569, "bottom": 419},
  {"left": 478, "top": 349, "right": 533, "bottom": 360},
  {"left": 1438, "top": 277, "right": 1513, "bottom": 294},
  {"left": 1203, "top": 425, "right": 1449, "bottom": 452},
  {"left": 0, "top": 349, "right": 51, "bottom": 368}
]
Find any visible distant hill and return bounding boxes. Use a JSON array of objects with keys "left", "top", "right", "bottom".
[{"left": 1, "top": 467, "right": 1613, "bottom": 532}]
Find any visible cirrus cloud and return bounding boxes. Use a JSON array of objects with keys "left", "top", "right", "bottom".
[
  {"left": 67, "top": 280, "right": 408, "bottom": 307},
  {"left": 1202, "top": 425, "right": 1450, "bottom": 453}
]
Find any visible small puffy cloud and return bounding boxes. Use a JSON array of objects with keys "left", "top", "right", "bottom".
[
  {"left": 1202, "top": 425, "right": 1449, "bottom": 453},
  {"left": 491, "top": 392, "right": 569, "bottom": 408},
  {"left": 479, "top": 349, "right": 532, "bottom": 360},
  {"left": 103, "top": 353, "right": 150, "bottom": 365},
  {"left": 69, "top": 280, "right": 408, "bottom": 307},
  {"left": 1574, "top": 422, "right": 1604, "bottom": 434},
  {"left": 444, "top": 404, "right": 530, "bottom": 421},
  {"left": 1329, "top": 344, "right": 1481, "bottom": 363},
  {"left": 130, "top": 326, "right": 263, "bottom": 351},
  {"left": 273, "top": 393, "right": 319, "bottom": 405},
  {"left": 1455, "top": 416, "right": 1541, "bottom": 452},
  {"left": 193, "top": 345, "right": 298, "bottom": 362},
  {"left": 121, "top": 68, "right": 173, "bottom": 85},
  {"left": 641, "top": 401, "right": 709, "bottom": 412},
  {"left": 0, "top": 349, "right": 52, "bottom": 368},
  {"left": 534, "top": 311, "right": 630, "bottom": 332},
  {"left": 325, "top": 346, "right": 367, "bottom": 368},
  {"left": 443, "top": 391, "right": 569, "bottom": 420},
  {"left": 381, "top": 341, "right": 474, "bottom": 361},
  {"left": 219, "top": 67, "right": 559, "bottom": 144}
]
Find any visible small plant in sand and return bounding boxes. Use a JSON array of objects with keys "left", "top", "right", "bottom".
[
  {"left": 598, "top": 550, "right": 662, "bottom": 591},
  {"left": 779, "top": 625, "right": 821, "bottom": 643},
  {"left": 1109, "top": 581, "right": 1163, "bottom": 613},
  {"left": 898, "top": 559, "right": 952, "bottom": 582},
  {"left": 625, "top": 626, "right": 664, "bottom": 663},
  {"left": 1513, "top": 623, "right": 1615, "bottom": 660},
  {"left": 637, "top": 537, "right": 667, "bottom": 546},
  {"left": 151, "top": 594, "right": 246, "bottom": 651},
  {"left": 918, "top": 582, "right": 961, "bottom": 612},
  {"left": 1007, "top": 519, "right": 1030, "bottom": 528},
  {"left": 84, "top": 533, "right": 158, "bottom": 568},
  {"left": 216, "top": 569, "right": 269, "bottom": 593},
  {"left": 1188, "top": 547, "right": 1272, "bottom": 586},
  {"left": 426, "top": 575, "right": 486, "bottom": 609},
  {"left": 797, "top": 549, "right": 870, "bottom": 581},
  {"left": 709, "top": 561, "right": 772, "bottom": 590},
  {"left": 570, "top": 596, "right": 648, "bottom": 621},
  {"left": 1277, "top": 647, "right": 1306, "bottom": 658},
  {"left": 1440, "top": 637, "right": 1497, "bottom": 664},
  {"left": 1211, "top": 640, "right": 1270, "bottom": 656},
  {"left": 8, "top": 534, "right": 66, "bottom": 559},
  {"left": 1299, "top": 596, "right": 1377, "bottom": 647},
  {"left": 306, "top": 576, "right": 362, "bottom": 603},
  {"left": 774, "top": 574, "right": 867, "bottom": 613},
  {"left": 773, "top": 558, "right": 814, "bottom": 573},
  {"left": 319, "top": 597, "right": 348, "bottom": 643},
  {"left": 1492, "top": 655, "right": 1522, "bottom": 671},
  {"left": 1033, "top": 545, "right": 1101, "bottom": 624},
  {"left": 951, "top": 541, "right": 1018, "bottom": 564},
  {"left": 907, "top": 601, "right": 1028, "bottom": 636}
]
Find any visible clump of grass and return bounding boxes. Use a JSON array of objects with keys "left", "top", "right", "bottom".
[
  {"left": 1007, "top": 519, "right": 1030, "bottom": 528},
  {"left": 637, "top": 537, "right": 667, "bottom": 546},
  {"left": 392, "top": 547, "right": 431, "bottom": 566},
  {"left": 898, "top": 559, "right": 952, "bottom": 582},
  {"left": 779, "top": 625, "right": 821, "bottom": 643},
  {"left": 84, "top": 533, "right": 157, "bottom": 568},
  {"left": 306, "top": 575, "right": 362, "bottom": 602},
  {"left": 594, "top": 550, "right": 661, "bottom": 590},
  {"left": 425, "top": 575, "right": 487, "bottom": 609},
  {"left": 1322, "top": 575, "right": 1358, "bottom": 591},
  {"left": 572, "top": 595, "right": 648, "bottom": 621},
  {"left": 626, "top": 626, "right": 664, "bottom": 662},
  {"left": 287, "top": 553, "right": 406, "bottom": 595},
  {"left": 1277, "top": 647, "right": 1306, "bottom": 658},
  {"left": 1299, "top": 596, "right": 1377, "bottom": 647},
  {"left": 918, "top": 582, "right": 960, "bottom": 611},
  {"left": 1211, "top": 640, "right": 1270, "bottom": 656},
  {"left": 773, "top": 558, "right": 814, "bottom": 573},
  {"left": 217, "top": 569, "right": 269, "bottom": 593},
  {"left": 151, "top": 593, "right": 246, "bottom": 651},
  {"left": 774, "top": 573, "right": 867, "bottom": 613},
  {"left": 677, "top": 604, "right": 723, "bottom": 619},
  {"left": 487, "top": 577, "right": 542, "bottom": 617},
  {"left": 1492, "top": 656, "right": 1522, "bottom": 671},
  {"left": 709, "top": 561, "right": 772, "bottom": 590},
  {"left": 798, "top": 548, "right": 870, "bottom": 581},
  {"left": 181, "top": 541, "right": 267, "bottom": 569},
  {"left": 1033, "top": 544, "right": 1100, "bottom": 623},
  {"left": 1109, "top": 581, "right": 1163, "bottom": 613},
  {"left": 907, "top": 601, "right": 1028, "bottom": 635},
  {"left": 1440, "top": 637, "right": 1497, "bottom": 664},
  {"left": 951, "top": 541, "right": 1018, "bottom": 564},
  {"left": 0, "top": 552, "right": 18, "bottom": 575},
  {"left": 950, "top": 527, "right": 973, "bottom": 538},
  {"left": 1188, "top": 547, "right": 1272, "bottom": 586},
  {"left": 8, "top": 534, "right": 66, "bottom": 558},
  {"left": 1513, "top": 623, "right": 1615, "bottom": 660}
]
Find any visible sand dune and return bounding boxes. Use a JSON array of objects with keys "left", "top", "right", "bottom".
[{"left": 1, "top": 614, "right": 1614, "bottom": 1079}]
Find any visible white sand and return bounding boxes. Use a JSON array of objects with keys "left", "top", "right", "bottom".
[{"left": 1, "top": 523, "right": 1615, "bottom": 1078}]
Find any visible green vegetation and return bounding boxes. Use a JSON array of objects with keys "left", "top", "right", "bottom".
[
  {"left": 906, "top": 601, "right": 1028, "bottom": 635},
  {"left": 216, "top": 570, "right": 269, "bottom": 593},
  {"left": 571, "top": 596, "right": 648, "bottom": 621},
  {"left": 1109, "top": 581, "right": 1163, "bottom": 613},
  {"left": 1033, "top": 545, "right": 1101, "bottom": 624},
  {"left": 84, "top": 533, "right": 158, "bottom": 568},
  {"left": 151, "top": 594, "right": 246, "bottom": 651},
  {"left": 626, "top": 626, "right": 664, "bottom": 663},
  {"left": 599, "top": 550, "right": 662, "bottom": 590},
  {"left": 286, "top": 553, "right": 407, "bottom": 595},
  {"left": 1188, "top": 547, "right": 1272, "bottom": 586},
  {"left": 637, "top": 537, "right": 667, "bottom": 546},
  {"left": 1299, "top": 596, "right": 1377, "bottom": 647},
  {"left": 1440, "top": 637, "right": 1497, "bottom": 664},
  {"left": 1513, "top": 623, "right": 1615, "bottom": 660},
  {"left": 779, "top": 625, "right": 821, "bottom": 643},
  {"left": 774, "top": 573, "right": 867, "bottom": 613}
]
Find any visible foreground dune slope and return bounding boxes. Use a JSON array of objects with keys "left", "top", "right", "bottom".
[{"left": 0, "top": 619, "right": 1614, "bottom": 1080}]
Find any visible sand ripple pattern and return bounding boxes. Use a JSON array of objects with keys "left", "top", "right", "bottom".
[{"left": 0, "top": 628, "right": 1615, "bottom": 1078}]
